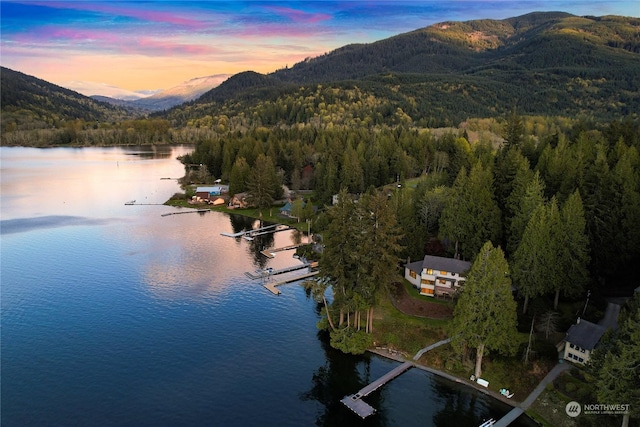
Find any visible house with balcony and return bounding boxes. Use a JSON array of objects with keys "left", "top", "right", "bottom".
[{"left": 404, "top": 255, "right": 471, "bottom": 297}]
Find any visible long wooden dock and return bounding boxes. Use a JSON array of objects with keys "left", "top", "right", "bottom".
[
  {"left": 260, "top": 243, "right": 309, "bottom": 258},
  {"left": 341, "top": 361, "right": 413, "bottom": 418},
  {"left": 220, "top": 223, "right": 279, "bottom": 238},
  {"left": 263, "top": 271, "right": 319, "bottom": 295},
  {"left": 161, "top": 209, "right": 209, "bottom": 217},
  {"left": 244, "top": 263, "right": 311, "bottom": 280}
]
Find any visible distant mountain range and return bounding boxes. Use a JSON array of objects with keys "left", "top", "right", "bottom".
[
  {"left": 91, "top": 74, "right": 230, "bottom": 111},
  {"left": 2, "top": 12, "right": 639, "bottom": 133}
]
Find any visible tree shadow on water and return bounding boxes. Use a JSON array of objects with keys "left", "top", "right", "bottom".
[{"left": 300, "top": 331, "right": 387, "bottom": 427}]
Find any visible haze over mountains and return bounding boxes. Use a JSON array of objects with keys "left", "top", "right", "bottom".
[
  {"left": 90, "top": 74, "right": 230, "bottom": 111},
  {"left": 2, "top": 12, "right": 639, "bottom": 132}
]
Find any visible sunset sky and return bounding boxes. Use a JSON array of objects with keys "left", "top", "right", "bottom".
[{"left": 2, "top": 1, "right": 638, "bottom": 98}]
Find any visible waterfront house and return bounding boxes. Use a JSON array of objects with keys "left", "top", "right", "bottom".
[
  {"left": 561, "top": 301, "right": 621, "bottom": 365},
  {"left": 229, "top": 192, "right": 248, "bottom": 209},
  {"left": 562, "top": 318, "right": 606, "bottom": 364},
  {"left": 196, "top": 186, "right": 228, "bottom": 200},
  {"left": 404, "top": 255, "right": 471, "bottom": 297}
]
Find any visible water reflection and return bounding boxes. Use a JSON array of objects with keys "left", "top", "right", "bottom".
[
  {"left": 301, "top": 331, "right": 384, "bottom": 427},
  {"left": 0, "top": 145, "right": 193, "bottom": 221}
]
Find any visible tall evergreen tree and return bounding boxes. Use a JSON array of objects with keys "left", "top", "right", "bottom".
[
  {"left": 439, "top": 167, "right": 468, "bottom": 259},
  {"left": 319, "top": 189, "right": 402, "bottom": 353},
  {"left": 451, "top": 241, "right": 518, "bottom": 378},
  {"left": 246, "top": 154, "right": 279, "bottom": 216},
  {"left": 553, "top": 190, "right": 590, "bottom": 309},
  {"left": 507, "top": 171, "right": 545, "bottom": 257},
  {"left": 512, "top": 198, "right": 561, "bottom": 313},
  {"left": 503, "top": 108, "right": 524, "bottom": 149},
  {"left": 440, "top": 163, "right": 501, "bottom": 260},
  {"left": 229, "top": 157, "right": 250, "bottom": 195}
]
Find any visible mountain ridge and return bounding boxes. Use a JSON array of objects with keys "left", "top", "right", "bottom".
[
  {"left": 2, "top": 11, "right": 639, "bottom": 134},
  {"left": 166, "top": 11, "right": 638, "bottom": 127}
]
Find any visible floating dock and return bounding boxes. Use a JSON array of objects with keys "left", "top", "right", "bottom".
[
  {"left": 341, "top": 361, "right": 413, "bottom": 418},
  {"left": 263, "top": 271, "right": 319, "bottom": 295},
  {"left": 260, "top": 243, "right": 309, "bottom": 258}
]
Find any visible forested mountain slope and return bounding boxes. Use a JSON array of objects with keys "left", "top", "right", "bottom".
[
  {"left": 1, "top": 67, "right": 130, "bottom": 131},
  {"left": 166, "top": 12, "right": 640, "bottom": 127}
]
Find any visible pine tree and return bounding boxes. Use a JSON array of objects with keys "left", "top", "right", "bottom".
[
  {"left": 229, "top": 157, "right": 250, "bottom": 195},
  {"left": 553, "top": 190, "right": 590, "bottom": 309},
  {"left": 451, "top": 241, "right": 518, "bottom": 378},
  {"left": 440, "top": 163, "right": 501, "bottom": 260},
  {"left": 512, "top": 198, "right": 560, "bottom": 314},
  {"left": 246, "top": 154, "right": 279, "bottom": 216},
  {"left": 507, "top": 171, "right": 545, "bottom": 256},
  {"left": 503, "top": 108, "right": 524, "bottom": 149}
]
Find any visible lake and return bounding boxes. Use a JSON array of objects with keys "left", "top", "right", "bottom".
[{"left": 0, "top": 145, "right": 535, "bottom": 426}]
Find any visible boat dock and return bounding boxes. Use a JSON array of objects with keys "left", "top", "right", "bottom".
[
  {"left": 244, "top": 263, "right": 311, "bottom": 280},
  {"left": 221, "top": 223, "right": 279, "bottom": 238},
  {"left": 260, "top": 243, "right": 309, "bottom": 258},
  {"left": 341, "top": 361, "right": 413, "bottom": 418},
  {"left": 161, "top": 209, "right": 209, "bottom": 217},
  {"left": 263, "top": 271, "right": 319, "bottom": 295}
]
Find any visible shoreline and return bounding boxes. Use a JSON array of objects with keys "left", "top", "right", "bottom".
[{"left": 368, "top": 347, "right": 520, "bottom": 409}]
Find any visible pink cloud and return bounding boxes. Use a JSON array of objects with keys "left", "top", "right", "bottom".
[
  {"left": 264, "top": 6, "right": 332, "bottom": 24},
  {"left": 25, "top": 1, "right": 209, "bottom": 29},
  {"left": 10, "top": 25, "right": 222, "bottom": 58},
  {"left": 133, "top": 37, "right": 222, "bottom": 56}
]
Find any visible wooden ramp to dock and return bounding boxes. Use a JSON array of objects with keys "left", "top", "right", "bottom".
[
  {"left": 263, "top": 271, "right": 319, "bottom": 295},
  {"left": 341, "top": 361, "right": 413, "bottom": 418}
]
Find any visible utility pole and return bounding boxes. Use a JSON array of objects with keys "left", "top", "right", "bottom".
[{"left": 582, "top": 290, "right": 591, "bottom": 316}]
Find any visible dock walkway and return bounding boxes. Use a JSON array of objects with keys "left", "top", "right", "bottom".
[
  {"left": 221, "top": 224, "right": 279, "bottom": 238},
  {"left": 342, "top": 338, "right": 452, "bottom": 419},
  {"left": 342, "top": 362, "right": 413, "bottom": 418},
  {"left": 161, "top": 209, "right": 209, "bottom": 217},
  {"left": 260, "top": 243, "right": 308, "bottom": 258},
  {"left": 245, "top": 263, "right": 310, "bottom": 280},
  {"left": 263, "top": 271, "right": 319, "bottom": 295}
]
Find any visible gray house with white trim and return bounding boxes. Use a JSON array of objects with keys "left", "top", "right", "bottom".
[{"left": 404, "top": 255, "right": 471, "bottom": 297}]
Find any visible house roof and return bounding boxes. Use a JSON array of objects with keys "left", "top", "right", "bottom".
[
  {"left": 405, "top": 260, "right": 425, "bottom": 274},
  {"left": 196, "top": 186, "right": 221, "bottom": 193},
  {"left": 422, "top": 255, "right": 471, "bottom": 274},
  {"left": 565, "top": 319, "right": 606, "bottom": 350},
  {"left": 404, "top": 255, "right": 471, "bottom": 275}
]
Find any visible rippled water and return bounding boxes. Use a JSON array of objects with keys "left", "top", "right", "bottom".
[{"left": 1, "top": 146, "right": 535, "bottom": 426}]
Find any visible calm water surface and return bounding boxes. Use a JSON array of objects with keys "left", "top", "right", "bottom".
[{"left": 1, "top": 146, "right": 535, "bottom": 426}]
